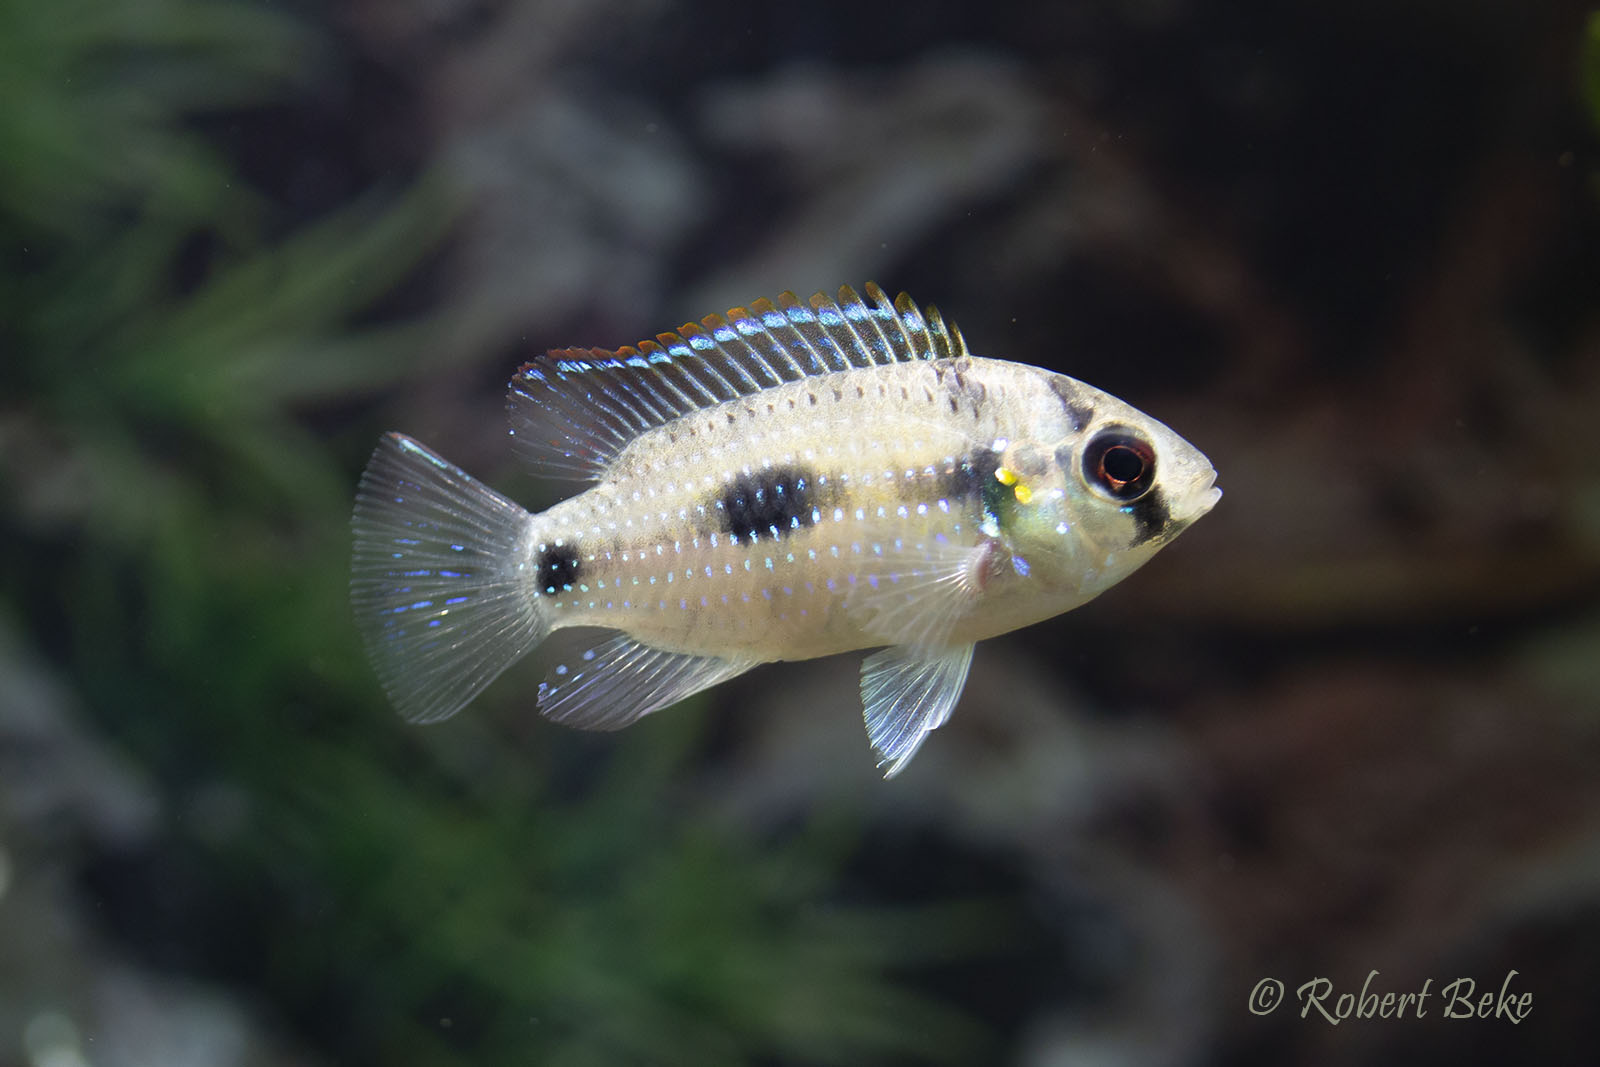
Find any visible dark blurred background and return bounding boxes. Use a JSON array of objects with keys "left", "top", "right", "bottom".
[{"left": 4, "top": 1, "right": 1599, "bottom": 1064}]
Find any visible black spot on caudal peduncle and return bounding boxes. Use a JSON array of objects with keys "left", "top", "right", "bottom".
[
  {"left": 718, "top": 466, "right": 814, "bottom": 541},
  {"left": 536, "top": 543, "right": 581, "bottom": 593},
  {"left": 1126, "top": 487, "right": 1170, "bottom": 547},
  {"left": 936, "top": 448, "right": 1001, "bottom": 503}
]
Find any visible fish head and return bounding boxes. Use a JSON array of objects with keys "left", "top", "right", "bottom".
[{"left": 991, "top": 371, "right": 1221, "bottom": 599}]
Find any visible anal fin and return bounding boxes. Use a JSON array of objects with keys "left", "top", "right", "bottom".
[
  {"left": 537, "top": 630, "right": 757, "bottom": 731},
  {"left": 860, "top": 643, "right": 975, "bottom": 778}
]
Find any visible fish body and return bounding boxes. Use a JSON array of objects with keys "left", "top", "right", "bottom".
[{"left": 353, "top": 284, "right": 1220, "bottom": 775}]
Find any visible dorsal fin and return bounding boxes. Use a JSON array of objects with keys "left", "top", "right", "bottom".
[{"left": 506, "top": 283, "right": 968, "bottom": 481}]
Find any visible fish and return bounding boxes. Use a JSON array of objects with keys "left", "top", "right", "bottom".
[{"left": 351, "top": 283, "right": 1220, "bottom": 777}]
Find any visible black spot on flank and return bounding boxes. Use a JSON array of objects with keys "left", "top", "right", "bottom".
[
  {"left": 1049, "top": 377, "right": 1095, "bottom": 433},
  {"left": 537, "top": 543, "right": 581, "bottom": 593},
  {"left": 718, "top": 466, "right": 814, "bottom": 541},
  {"left": 1126, "top": 488, "right": 1170, "bottom": 547},
  {"left": 937, "top": 449, "right": 1001, "bottom": 503}
]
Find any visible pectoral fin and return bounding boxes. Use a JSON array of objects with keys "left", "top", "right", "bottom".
[
  {"left": 860, "top": 643, "right": 976, "bottom": 778},
  {"left": 841, "top": 535, "right": 995, "bottom": 649}
]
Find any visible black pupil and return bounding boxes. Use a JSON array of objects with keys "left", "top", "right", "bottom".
[
  {"left": 1102, "top": 445, "right": 1145, "bottom": 486},
  {"left": 1083, "top": 431, "right": 1155, "bottom": 500}
]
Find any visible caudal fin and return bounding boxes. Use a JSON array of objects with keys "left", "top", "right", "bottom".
[{"left": 351, "top": 433, "right": 546, "bottom": 723}]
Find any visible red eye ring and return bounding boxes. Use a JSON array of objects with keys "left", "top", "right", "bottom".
[{"left": 1082, "top": 430, "right": 1156, "bottom": 501}]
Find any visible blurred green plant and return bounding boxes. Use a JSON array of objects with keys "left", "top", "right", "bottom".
[
  {"left": 0, "top": 2, "right": 997, "bottom": 1064},
  {"left": 0, "top": 0, "right": 315, "bottom": 241}
]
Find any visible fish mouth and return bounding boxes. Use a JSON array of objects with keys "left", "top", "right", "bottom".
[{"left": 1194, "top": 471, "right": 1222, "bottom": 517}]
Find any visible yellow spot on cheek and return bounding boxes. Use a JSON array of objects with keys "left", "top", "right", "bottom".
[
  {"left": 1013, "top": 483, "right": 1033, "bottom": 505},
  {"left": 994, "top": 467, "right": 1019, "bottom": 486}
]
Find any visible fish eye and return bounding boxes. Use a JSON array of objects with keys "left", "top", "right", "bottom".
[{"left": 1081, "top": 429, "right": 1156, "bottom": 501}]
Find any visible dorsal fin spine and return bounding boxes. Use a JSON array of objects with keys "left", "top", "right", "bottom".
[
  {"left": 579, "top": 355, "right": 654, "bottom": 433},
  {"left": 894, "top": 290, "right": 942, "bottom": 361},
  {"left": 726, "top": 308, "right": 785, "bottom": 386},
  {"left": 748, "top": 297, "right": 813, "bottom": 381},
  {"left": 726, "top": 307, "right": 791, "bottom": 388},
  {"left": 893, "top": 291, "right": 925, "bottom": 343},
  {"left": 640, "top": 339, "right": 708, "bottom": 413},
  {"left": 613, "top": 377, "right": 669, "bottom": 429},
  {"left": 652, "top": 335, "right": 721, "bottom": 409},
  {"left": 796, "top": 292, "right": 855, "bottom": 374},
  {"left": 612, "top": 349, "right": 678, "bottom": 426},
  {"left": 866, "top": 283, "right": 906, "bottom": 364},
  {"left": 751, "top": 298, "right": 812, "bottom": 379},
  {"left": 776, "top": 292, "right": 840, "bottom": 375},
  {"left": 926, "top": 306, "right": 954, "bottom": 358},
  {"left": 841, "top": 284, "right": 891, "bottom": 364},
  {"left": 679, "top": 345, "right": 737, "bottom": 407},
  {"left": 697, "top": 316, "right": 760, "bottom": 395},
  {"left": 807, "top": 292, "right": 857, "bottom": 372},
  {"left": 702, "top": 315, "right": 756, "bottom": 390}
]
